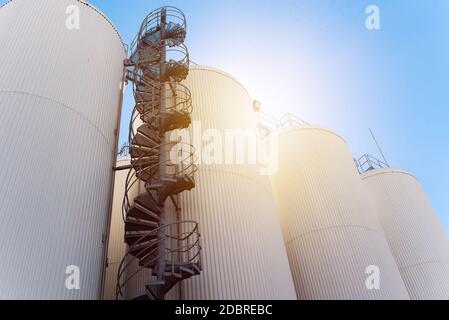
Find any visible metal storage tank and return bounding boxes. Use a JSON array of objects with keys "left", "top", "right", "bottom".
[
  {"left": 0, "top": 0, "right": 126, "bottom": 299},
  {"left": 178, "top": 66, "right": 297, "bottom": 299},
  {"left": 103, "top": 157, "right": 134, "bottom": 300},
  {"left": 362, "top": 168, "right": 449, "bottom": 299},
  {"left": 270, "top": 126, "right": 410, "bottom": 299}
]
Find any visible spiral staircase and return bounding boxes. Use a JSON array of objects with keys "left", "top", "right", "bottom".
[{"left": 116, "top": 7, "right": 201, "bottom": 300}]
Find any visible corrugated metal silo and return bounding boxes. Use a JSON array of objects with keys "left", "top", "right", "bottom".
[
  {"left": 178, "top": 66, "right": 297, "bottom": 299},
  {"left": 0, "top": 0, "right": 125, "bottom": 299},
  {"left": 270, "top": 127, "right": 410, "bottom": 299},
  {"left": 362, "top": 169, "right": 449, "bottom": 299},
  {"left": 103, "top": 157, "right": 134, "bottom": 300}
]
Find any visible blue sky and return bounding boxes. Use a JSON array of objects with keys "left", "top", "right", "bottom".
[{"left": 3, "top": 0, "right": 448, "bottom": 233}]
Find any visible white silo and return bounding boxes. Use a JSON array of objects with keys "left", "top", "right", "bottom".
[
  {"left": 177, "top": 66, "right": 297, "bottom": 299},
  {"left": 362, "top": 168, "right": 449, "bottom": 299},
  {"left": 103, "top": 157, "right": 137, "bottom": 300},
  {"left": 270, "top": 126, "right": 410, "bottom": 299},
  {"left": 0, "top": 0, "right": 125, "bottom": 299}
]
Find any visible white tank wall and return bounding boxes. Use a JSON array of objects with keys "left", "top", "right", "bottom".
[
  {"left": 179, "top": 67, "right": 297, "bottom": 299},
  {"left": 0, "top": 0, "right": 125, "bottom": 299},
  {"left": 362, "top": 169, "right": 449, "bottom": 299},
  {"left": 103, "top": 157, "right": 137, "bottom": 300},
  {"left": 270, "top": 127, "right": 409, "bottom": 299}
]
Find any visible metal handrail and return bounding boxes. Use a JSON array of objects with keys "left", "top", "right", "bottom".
[
  {"left": 119, "top": 5, "right": 200, "bottom": 300},
  {"left": 130, "top": 44, "right": 190, "bottom": 83},
  {"left": 135, "top": 41, "right": 189, "bottom": 63},
  {"left": 139, "top": 6, "right": 186, "bottom": 38},
  {"left": 118, "top": 143, "right": 130, "bottom": 157},
  {"left": 122, "top": 140, "right": 197, "bottom": 223},
  {"left": 255, "top": 111, "right": 280, "bottom": 133},
  {"left": 133, "top": 143, "right": 197, "bottom": 183},
  {"left": 357, "top": 154, "right": 389, "bottom": 173},
  {"left": 116, "top": 220, "right": 200, "bottom": 299},
  {"left": 132, "top": 81, "right": 193, "bottom": 116},
  {"left": 280, "top": 113, "right": 309, "bottom": 128},
  {"left": 129, "top": 6, "right": 187, "bottom": 56},
  {"left": 122, "top": 141, "right": 176, "bottom": 222}
]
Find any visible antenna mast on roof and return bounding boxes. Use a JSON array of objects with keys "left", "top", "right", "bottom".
[{"left": 369, "top": 128, "right": 389, "bottom": 167}]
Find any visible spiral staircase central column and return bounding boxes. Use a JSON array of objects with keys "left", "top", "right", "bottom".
[{"left": 157, "top": 8, "right": 168, "bottom": 282}]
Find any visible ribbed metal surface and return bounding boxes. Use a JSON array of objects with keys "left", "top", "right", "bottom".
[
  {"left": 270, "top": 127, "right": 409, "bottom": 299},
  {"left": 103, "top": 158, "right": 136, "bottom": 300},
  {"left": 178, "top": 67, "right": 297, "bottom": 299},
  {"left": 0, "top": 0, "right": 125, "bottom": 299},
  {"left": 362, "top": 169, "right": 449, "bottom": 299}
]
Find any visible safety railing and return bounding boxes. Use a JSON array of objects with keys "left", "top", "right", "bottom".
[
  {"left": 116, "top": 220, "right": 201, "bottom": 299},
  {"left": 280, "top": 113, "right": 310, "bottom": 128},
  {"left": 356, "top": 154, "right": 389, "bottom": 173},
  {"left": 119, "top": 5, "right": 200, "bottom": 300}
]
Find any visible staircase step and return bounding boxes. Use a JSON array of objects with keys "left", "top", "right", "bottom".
[
  {"left": 127, "top": 203, "right": 160, "bottom": 223},
  {"left": 135, "top": 167, "right": 159, "bottom": 182},
  {"left": 160, "top": 110, "right": 191, "bottom": 133},
  {"left": 129, "top": 145, "right": 159, "bottom": 159},
  {"left": 129, "top": 144, "right": 159, "bottom": 156},
  {"left": 161, "top": 177, "right": 178, "bottom": 183},
  {"left": 138, "top": 253, "right": 158, "bottom": 268},
  {"left": 137, "top": 124, "right": 161, "bottom": 144},
  {"left": 138, "top": 47, "right": 160, "bottom": 63},
  {"left": 146, "top": 183, "right": 163, "bottom": 190},
  {"left": 180, "top": 265, "right": 195, "bottom": 275},
  {"left": 148, "top": 175, "right": 195, "bottom": 204},
  {"left": 129, "top": 240, "right": 158, "bottom": 259},
  {"left": 125, "top": 231, "right": 157, "bottom": 246},
  {"left": 135, "top": 194, "right": 161, "bottom": 215},
  {"left": 133, "top": 163, "right": 159, "bottom": 182},
  {"left": 125, "top": 218, "right": 159, "bottom": 232},
  {"left": 147, "top": 265, "right": 199, "bottom": 296},
  {"left": 162, "top": 62, "right": 189, "bottom": 82},
  {"left": 130, "top": 158, "right": 159, "bottom": 180},
  {"left": 136, "top": 107, "right": 159, "bottom": 120},
  {"left": 191, "top": 263, "right": 201, "bottom": 274},
  {"left": 136, "top": 92, "right": 155, "bottom": 103},
  {"left": 131, "top": 293, "right": 149, "bottom": 301},
  {"left": 145, "top": 280, "right": 166, "bottom": 300},
  {"left": 132, "top": 131, "right": 160, "bottom": 148},
  {"left": 131, "top": 156, "right": 159, "bottom": 167}
]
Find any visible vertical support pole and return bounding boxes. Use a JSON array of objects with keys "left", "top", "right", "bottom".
[
  {"left": 156, "top": 8, "right": 168, "bottom": 290},
  {"left": 176, "top": 194, "right": 183, "bottom": 299},
  {"left": 369, "top": 128, "right": 389, "bottom": 167}
]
